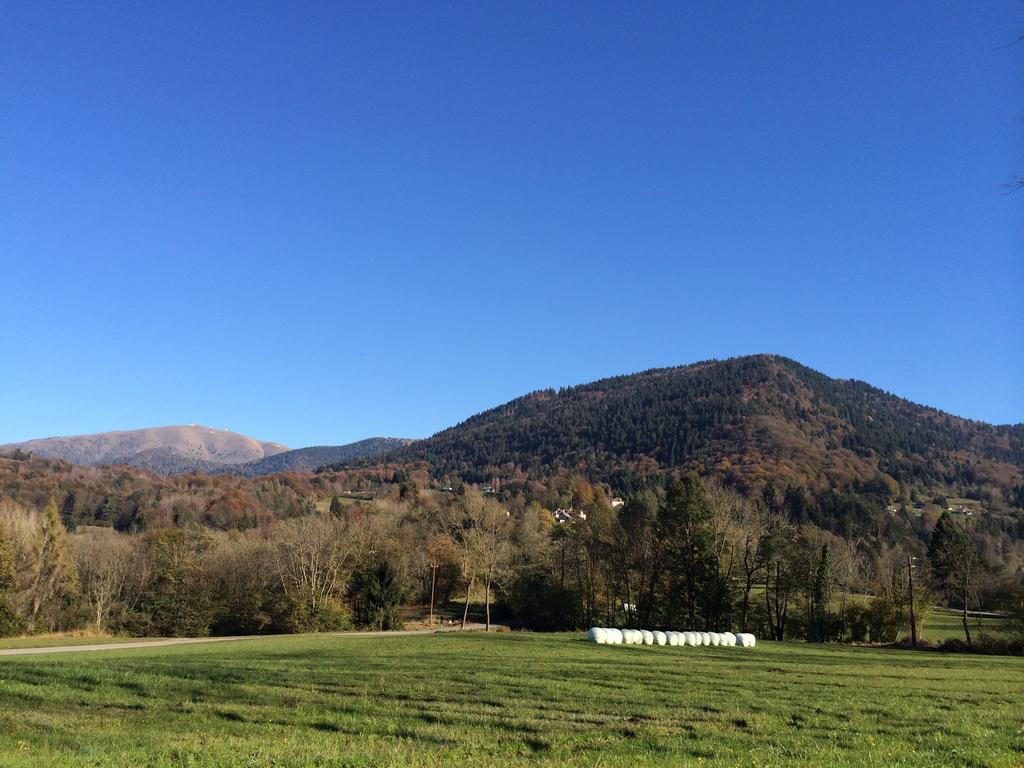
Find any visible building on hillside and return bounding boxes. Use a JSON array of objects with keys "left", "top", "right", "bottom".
[
  {"left": 948, "top": 504, "right": 977, "bottom": 516},
  {"left": 554, "top": 507, "right": 587, "bottom": 524}
]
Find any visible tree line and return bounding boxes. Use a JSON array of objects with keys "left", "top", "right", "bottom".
[
  {"left": 507, "top": 475, "right": 1022, "bottom": 652},
  {"left": 1, "top": 475, "right": 1020, "bottom": 652}
]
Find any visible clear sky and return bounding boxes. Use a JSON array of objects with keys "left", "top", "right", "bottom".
[{"left": 1, "top": 2, "right": 1021, "bottom": 448}]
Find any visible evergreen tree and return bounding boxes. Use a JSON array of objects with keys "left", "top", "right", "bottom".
[
  {"left": 27, "top": 497, "right": 78, "bottom": 632},
  {"left": 0, "top": 524, "right": 19, "bottom": 636},
  {"left": 329, "top": 495, "right": 343, "bottom": 518},
  {"left": 762, "top": 481, "right": 779, "bottom": 515},
  {"left": 0, "top": 523, "right": 14, "bottom": 598},
  {"left": 659, "top": 474, "right": 726, "bottom": 628},
  {"left": 809, "top": 543, "right": 832, "bottom": 642},
  {"left": 59, "top": 492, "right": 77, "bottom": 533},
  {"left": 360, "top": 561, "right": 403, "bottom": 630}
]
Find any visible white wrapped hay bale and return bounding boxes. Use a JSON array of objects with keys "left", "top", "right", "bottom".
[
  {"left": 721, "top": 631, "right": 736, "bottom": 646},
  {"left": 666, "top": 631, "right": 680, "bottom": 646},
  {"left": 623, "top": 629, "right": 639, "bottom": 644},
  {"left": 700, "top": 632, "right": 711, "bottom": 646},
  {"left": 684, "top": 631, "right": 699, "bottom": 646},
  {"left": 640, "top": 630, "right": 654, "bottom": 645},
  {"left": 653, "top": 631, "right": 667, "bottom": 646},
  {"left": 607, "top": 628, "right": 623, "bottom": 644},
  {"left": 736, "top": 633, "right": 757, "bottom": 648},
  {"left": 587, "top": 627, "right": 608, "bottom": 644}
]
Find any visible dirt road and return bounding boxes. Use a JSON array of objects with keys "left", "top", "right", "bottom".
[{"left": 0, "top": 623, "right": 493, "bottom": 657}]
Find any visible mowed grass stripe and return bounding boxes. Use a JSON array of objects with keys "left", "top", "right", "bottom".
[{"left": 0, "top": 633, "right": 1021, "bottom": 767}]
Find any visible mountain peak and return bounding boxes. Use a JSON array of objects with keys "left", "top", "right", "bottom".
[
  {"left": 0, "top": 425, "right": 288, "bottom": 473},
  {"left": 372, "top": 356, "right": 1024, "bottom": 495}
]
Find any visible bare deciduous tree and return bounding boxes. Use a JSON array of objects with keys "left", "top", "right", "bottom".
[
  {"left": 441, "top": 492, "right": 515, "bottom": 630},
  {"left": 276, "top": 517, "right": 358, "bottom": 622},
  {"left": 729, "top": 498, "right": 770, "bottom": 633},
  {"left": 75, "top": 532, "right": 134, "bottom": 631}
]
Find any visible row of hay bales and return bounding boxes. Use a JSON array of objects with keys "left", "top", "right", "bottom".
[{"left": 588, "top": 628, "right": 756, "bottom": 647}]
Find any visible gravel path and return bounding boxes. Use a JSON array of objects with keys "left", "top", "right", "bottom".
[{"left": 0, "top": 623, "right": 492, "bottom": 657}]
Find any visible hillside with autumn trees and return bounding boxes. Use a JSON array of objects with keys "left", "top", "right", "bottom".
[{"left": 362, "top": 355, "right": 1024, "bottom": 505}]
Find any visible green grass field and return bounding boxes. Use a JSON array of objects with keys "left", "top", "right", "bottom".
[{"left": 1, "top": 633, "right": 1022, "bottom": 767}]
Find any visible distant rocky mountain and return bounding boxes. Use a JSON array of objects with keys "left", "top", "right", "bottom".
[
  {"left": 220, "top": 438, "right": 414, "bottom": 477},
  {"left": 0, "top": 425, "right": 288, "bottom": 475},
  {"left": 0, "top": 426, "right": 413, "bottom": 477}
]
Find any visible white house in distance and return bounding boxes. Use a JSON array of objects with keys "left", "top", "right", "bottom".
[
  {"left": 554, "top": 508, "right": 587, "bottom": 524},
  {"left": 554, "top": 499, "right": 622, "bottom": 523}
]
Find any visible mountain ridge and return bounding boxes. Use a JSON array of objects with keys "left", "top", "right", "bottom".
[
  {"left": 216, "top": 439, "right": 415, "bottom": 476},
  {"left": 0, "top": 426, "right": 410, "bottom": 476},
  {"left": 0, "top": 425, "right": 287, "bottom": 473},
  {"left": 353, "top": 354, "right": 1023, "bottom": 500}
]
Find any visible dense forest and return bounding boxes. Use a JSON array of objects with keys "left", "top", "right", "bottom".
[
  {"left": 354, "top": 355, "right": 1023, "bottom": 506},
  {"left": 4, "top": 448, "right": 1021, "bottom": 572}
]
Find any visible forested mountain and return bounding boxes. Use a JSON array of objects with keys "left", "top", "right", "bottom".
[
  {"left": 367, "top": 355, "right": 1024, "bottom": 502},
  {"left": 0, "top": 425, "right": 288, "bottom": 475},
  {"left": 221, "top": 438, "right": 413, "bottom": 477}
]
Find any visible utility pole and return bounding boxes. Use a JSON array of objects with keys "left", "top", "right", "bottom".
[
  {"left": 907, "top": 554, "right": 918, "bottom": 648},
  {"left": 429, "top": 561, "right": 438, "bottom": 627}
]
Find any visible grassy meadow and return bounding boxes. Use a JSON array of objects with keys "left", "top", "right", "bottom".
[
  {"left": 1, "top": 632, "right": 1022, "bottom": 767},
  {"left": 918, "top": 610, "right": 1005, "bottom": 644}
]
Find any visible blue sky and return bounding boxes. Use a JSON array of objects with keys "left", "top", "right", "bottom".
[{"left": 1, "top": 2, "right": 1021, "bottom": 447}]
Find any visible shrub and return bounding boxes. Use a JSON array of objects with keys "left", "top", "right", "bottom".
[
  {"left": 282, "top": 597, "right": 352, "bottom": 633},
  {"left": 939, "top": 635, "right": 1024, "bottom": 656},
  {"left": 501, "top": 571, "right": 581, "bottom": 631},
  {"left": 847, "top": 605, "right": 869, "bottom": 642},
  {"left": 864, "top": 596, "right": 906, "bottom": 644},
  {"left": 0, "top": 600, "right": 25, "bottom": 637}
]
